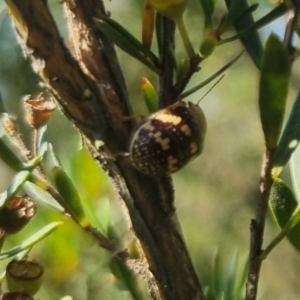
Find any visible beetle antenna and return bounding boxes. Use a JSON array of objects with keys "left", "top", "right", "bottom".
[{"left": 197, "top": 75, "right": 225, "bottom": 105}]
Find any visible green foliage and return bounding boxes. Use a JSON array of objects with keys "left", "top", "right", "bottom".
[
  {"left": 204, "top": 251, "right": 247, "bottom": 300},
  {"left": 268, "top": 179, "right": 300, "bottom": 252},
  {"left": 1, "top": 1, "right": 300, "bottom": 300},
  {"left": 259, "top": 34, "right": 291, "bottom": 149},
  {"left": 52, "top": 166, "right": 89, "bottom": 228},
  {"left": 95, "top": 17, "right": 159, "bottom": 72},
  {"left": 199, "top": 0, "right": 216, "bottom": 27},
  {"left": 224, "top": 0, "right": 263, "bottom": 69},
  {"left": 275, "top": 89, "right": 300, "bottom": 175},
  {"left": 0, "top": 222, "right": 63, "bottom": 260}
]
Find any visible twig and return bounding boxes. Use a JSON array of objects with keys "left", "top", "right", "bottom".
[
  {"left": 158, "top": 16, "right": 176, "bottom": 107},
  {"left": 283, "top": 0, "right": 300, "bottom": 59},
  {"left": 245, "top": 148, "right": 275, "bottom": 300},
  {"left": 172, "top": 55, "right": 202, "bottom": 100}
]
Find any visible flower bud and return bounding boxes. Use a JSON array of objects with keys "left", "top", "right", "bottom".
[{"left": 199, "top": 31, "right": 219, "bottom": 58}]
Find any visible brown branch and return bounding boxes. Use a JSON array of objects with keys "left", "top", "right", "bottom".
[
  {"left": 245, "top": 148, "right": 275, "bottom": 300},
  {"left": 5, "top": 1, "right": 206, "bottom": 299},
  {"left": 158, "top": 16, "right": 176, "bottom": 107},
  {"left": 283, "top": 1, "right": 300, "bottom": 60}
]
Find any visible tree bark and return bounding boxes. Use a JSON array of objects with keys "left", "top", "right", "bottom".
[{"left": 5, "top": 1, "right": 206, "bottom": 299}]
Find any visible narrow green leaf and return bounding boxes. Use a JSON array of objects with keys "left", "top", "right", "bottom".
[
  {"left": 290, "top": 140, "right": 300, "bottom": 202},
  {"left": 22, "top": 181, "right": 64, "bottom": 213},
  {"left": 94, "top": 18, "right": 159, "bottom": 73},
  {"left": 235, "top": 254, "right": 248, "bottom": 298},
  {"left": 0, "top": 155, "right": 41, "bottom": 207},
  {"left": 259, "top": 34, "right": 291, "bottom": 149},
  {"left": 211, "top": 251, "right": 223, "bottom": 298},
  {"left": 110, "top": 257, "right": 144, "bottom": 300},
  {"left": 274, "top": 88, "right": 300, "bottom": 175},
  {"left": 52, "top": 167, "right": 89, "bottom": 227},
  {"left": 199, "top": 0, "right": 216, "bottom": 28},
  {"left": 176, "top": 57, "right": 189, "bottom": 87},
  {"left": 269, "top": 178, "right": 300, "bottom": 251},
  {"left": 226, "top": 1, "right": 259, "bottom": 25},
  {"left": 224, "top": 251, "right": 238, "bottom": 299},
  {"left": 225, "top": 0, "right": 263, "bottom": 69},
  {"left": 181, "top": 51, "right": 243, "bottom": 99},
  {"left": 296, "top": 15, "right": 300, "bottom": 40},
  {"left": 0, "top": 222, "right": 63, "bottom": 260},
  {"left": 36, "top": 126, "right": 48, "bottom": 157},
  {"left": 0, "top": 171, "right": 31, "bottom": 207},
  {"left": 23, "top": 155, "right": 42, "bottom": 171},
  {"left": 0, "top": 125, "right": 28, "bottom": 171},
  {"left": 221, "top": 4, "right": 287, "bottom": 45},
  {"left": 0, "top": 92, "right": 6, "bottom": 113},
  {"left": 101, "top": 16, "right": 158, "bottom": 62},
  {"left": 42, "top": 142, "right": 61, "bottom": 177},
  {"left": 0, "top": 136, "right": 25, "bottom": 170},
  {"left": 225, "top": 0, "right": 286, "bottom": 69}
]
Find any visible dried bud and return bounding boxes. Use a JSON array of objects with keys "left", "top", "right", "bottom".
[
  {"left": 0, "top": 196, "right": 36, "bottom": 234},
  {"left": 24, "top": 95, "right": 56, "bottom": 129},
  {"left": 1, "top": 291, "right": 34, "bottom": 300},
  {"left": 6, "top": 259, "right": 44, "bottom": 296}
]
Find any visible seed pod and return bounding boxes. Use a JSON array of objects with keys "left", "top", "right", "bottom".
[
  {"left": 24, "top": 95, "right": 56, "bottom": 129},
  {"left": 0, "top": 196, "right": 36, "bottom": 234},
  {"left": 129, "top": 101, "right": 206, "bottom": 175},
  {"left": 1, "top": 291, "right": 34, "bottom": 300},
  {"left": 6, "top": 259, "right": 44, "bottom": 296}
]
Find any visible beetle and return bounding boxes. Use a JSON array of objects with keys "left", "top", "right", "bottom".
[{"left": 129, "top": 101, "right": 207, "bottom": 176}]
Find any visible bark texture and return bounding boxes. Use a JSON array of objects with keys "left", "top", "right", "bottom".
[{"left": 5, "top": 1, "right": 206, "bottom": 299}]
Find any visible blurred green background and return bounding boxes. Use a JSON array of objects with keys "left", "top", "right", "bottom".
[{"left": 0, "top": 0, "right": 300, "bottom": 299}]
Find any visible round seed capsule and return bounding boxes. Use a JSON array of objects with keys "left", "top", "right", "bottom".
[{"left": 129, "top": 101, "right": 206, "bottom": 175}]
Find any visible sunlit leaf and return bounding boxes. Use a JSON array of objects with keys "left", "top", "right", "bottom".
[
  {"left": 0, "top": 124, "right": 28, "bottom": 170},
  {"left": 52, "top": 166, "right": 89, "bottom": 227},
  {"left": 0, "top": 155, "right": 41, "bottom": 207},
  {"left": 42, "top": 142, "right": 61, "bottom": 177},
  {"left": 70, "top": 148, "right": 110, "bottom": 232},
  {"left": 290, "top": 137, "right": 300, "bottom": 202},
  {"left": 0, "top": 222, "right": 63, "bottom": 260},
  {"left": 274, "top": 88, "right": 300, "bottom": 175},
  {"left": 259, "top": 34, "right": 291, "bottom": 149},
  {"left": 0, "top": 171, "right": 31, "bottom": 207},
  {"left": 22, "top": 181, "right": 64, "bottom": 213},
  {"left": 36, "top": 126, "right": 48, "bottom": 157},
  {"left": 181, "top": 52, "right": 243, "bottom": 99},
  {"left": 269, "top": 178, "right": 300, "bottom": 251}
]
